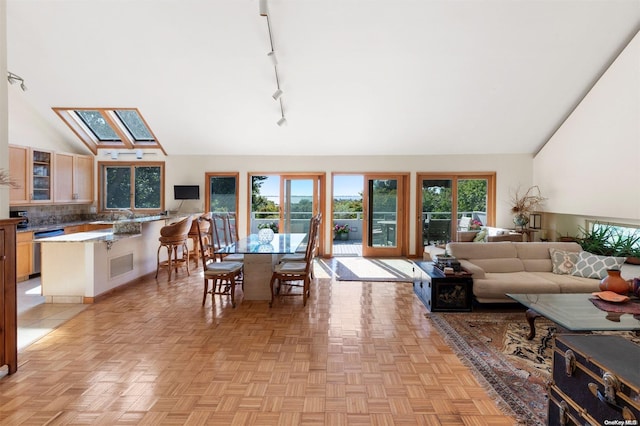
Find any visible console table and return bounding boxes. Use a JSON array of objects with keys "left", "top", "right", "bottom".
[{"left": 413, "top": 261, "right": 473, "bottom": 312}]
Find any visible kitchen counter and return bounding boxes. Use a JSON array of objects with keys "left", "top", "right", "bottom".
[
  {"left": 38, "top": 214, "right": 193, "bottom": 303},
  {"left": 17, "top": 213, "right": 189, "bottom": 234}
]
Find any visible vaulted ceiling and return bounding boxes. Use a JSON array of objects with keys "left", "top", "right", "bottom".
[{"left": 6, "top": 0, "right": 640, "bottom": 156}]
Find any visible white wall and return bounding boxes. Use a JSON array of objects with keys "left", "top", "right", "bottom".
[
  {"left": 166, "top": 153, "right": 532, "bottom": 255},
  {"left": 534, "top": 31, "right": 640, "bottom": 225}
]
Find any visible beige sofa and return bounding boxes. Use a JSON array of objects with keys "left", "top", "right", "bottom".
[{"left": 445, "top": 241, "right": 639, "bottom": 304}]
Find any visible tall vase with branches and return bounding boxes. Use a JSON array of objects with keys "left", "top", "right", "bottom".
[
  {"left": 510, "top": 185, "right": 546, "bottom": 227},
  {"left": 0, "top": 169, "right": 17, "bottom": 189}
]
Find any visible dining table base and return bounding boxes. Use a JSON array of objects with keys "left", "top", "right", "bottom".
[{"left": 242, "top": 254, "right": 279, "bottom": 300}]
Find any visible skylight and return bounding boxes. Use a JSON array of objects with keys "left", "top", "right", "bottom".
[{"left": 53, "top": 107, "right": 165, "bottom": 154}]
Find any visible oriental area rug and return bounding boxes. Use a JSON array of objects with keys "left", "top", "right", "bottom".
[{"left": 427, "top": 311, "right": 640, "bottom": 425}]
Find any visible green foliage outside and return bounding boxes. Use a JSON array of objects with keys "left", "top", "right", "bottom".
[
  {"left": 422, "top": 179, "right": 487, "bottom": 220},
  {"left": 105, "top": 165, "right": 161, "bottom": 210}
]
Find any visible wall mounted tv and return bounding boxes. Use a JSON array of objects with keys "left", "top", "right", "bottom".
[{"left": 174, "top": 185, "right": 200, "bottom": 200}]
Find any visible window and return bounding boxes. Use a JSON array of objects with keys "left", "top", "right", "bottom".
[
  {"left": 99, "top": 162, "right": 165, "bottom": 212},
  {"left": 53, "top": 107, "right": 165, "bottom": 154},
  {"left": 205, "top": 173, "right": 239, "bottom": 214}
]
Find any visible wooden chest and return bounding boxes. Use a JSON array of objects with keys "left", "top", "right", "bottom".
[
  {"left": 548, "top": 334, "right": 640, "bottom": 426},
  {"left": 413, "top": 261, "right": 473, "bottom": 312}
]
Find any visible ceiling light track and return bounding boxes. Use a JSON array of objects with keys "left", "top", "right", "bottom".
[
  {"left": 7, "top": 71, "right": 27, "bottom": 91},
  {"left": 260, "top": 0, "right": 286, "bottom": 126}
]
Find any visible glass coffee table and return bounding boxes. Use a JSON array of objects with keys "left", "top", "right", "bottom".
[{"left": 507, "top": 293, "right": 640, "bottom": 340}]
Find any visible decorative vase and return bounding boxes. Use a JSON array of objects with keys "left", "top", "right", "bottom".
[
  {"left": 339, "top": 232, "right": 349, "bottom": 241},
  {"left": 258, "top": 228, "right": 275, "bottom": 244},
  {"left": 599, "top": 269, "right": 630, "bottom": 295},
  {"left": 513, "top": 214, "right": 529, "bottom": 227}
]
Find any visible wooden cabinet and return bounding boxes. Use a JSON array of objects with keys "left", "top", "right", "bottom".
[
  {"left": 9, "top": 146, "right": 29, "bottom": 205},
  {"left": 16, "top": 232, "right": 33, "bottom": 282},
  {"left": 65, "top": 224, "right": 113, "bottom": 234},
  {"left": 0, "top": 219, "right": 21, "bottom": 375},
  {"left": 54, "top": 152, "right": 94, "bottom": 204},
  {"left": 10, "top": 145, "right": 94, "bottom": 206},
  {"left": 9, "top": 145, "right": 54, "bottom": 205},
  {"left": 64, "top": 225, "right": 85, "bottom": 235}
]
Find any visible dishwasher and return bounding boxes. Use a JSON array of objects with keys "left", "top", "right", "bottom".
[{"left": 33, "top": 229, "right": 65, "bottom": 276}]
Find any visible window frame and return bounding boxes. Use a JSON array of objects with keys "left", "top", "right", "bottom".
[
  {"left": 98, "top": 161, "right": 165, "bottom": 213},
  {"left": 53, "top": 107, "right": 166, "bottom": 155}
]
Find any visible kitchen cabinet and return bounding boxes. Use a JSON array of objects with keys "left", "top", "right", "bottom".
[
  {"left": 16, "top": 231, "right": 33, "bottom": 282},
  {"left": 64, "top": 223, "right": 113, "bottom": 235},
  {"left": 10, "top": 145, "right": 94, "bottom": 206},
  {"left": 9, "top": 145, "right": 53, "bottom": 205},
  {"left": 64, "top": 225, "right": 85, "bottom": 235},
  {"left": 54, "top": 152, "right": 94, "bottom": 203},
  {"left": 0, "top": 219, "right": 21, "bottom": 374}
]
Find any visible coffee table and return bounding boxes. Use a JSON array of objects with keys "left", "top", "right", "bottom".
[{"left": 507, "top": 293, "right": 640, "bottom": 340}]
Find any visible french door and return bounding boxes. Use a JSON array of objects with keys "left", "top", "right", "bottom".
[
  {"left": 361, "top": 174, "right": 408, "bottom": 257},
  {"left": 281, "top": 177, "right": 319, "bottom": 234}
]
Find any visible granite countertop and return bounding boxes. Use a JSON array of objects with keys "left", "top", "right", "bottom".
[
  {"left": 36, "top": 229, "right": 142, "bottom": 243},
  {"left": 17, "top": 214, "right": 191, "bottom": 234}
]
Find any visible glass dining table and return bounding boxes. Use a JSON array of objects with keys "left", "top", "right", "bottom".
[{"left": 217, "top": 233, "right": 307, "bottom": 301}]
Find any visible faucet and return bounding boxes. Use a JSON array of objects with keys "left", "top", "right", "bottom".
[{"left": 111, "top": 209, "right": 134, "bottom": 221}]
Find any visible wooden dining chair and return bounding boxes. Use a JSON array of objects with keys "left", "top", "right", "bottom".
[
  {"left": 269, "top": 215, "right": 319, "bottom": 307},
  {"left": 212, "top": 214, "right": 244, "bottom": 263},
  {"left": 196, "top": 218, "right": 243, "bottom": 308}
]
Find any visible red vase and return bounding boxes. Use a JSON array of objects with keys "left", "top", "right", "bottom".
[{"left": 599, "top": 269, "right": 630, "bottom": 295}]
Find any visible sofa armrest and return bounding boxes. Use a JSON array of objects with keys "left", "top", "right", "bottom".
[
  {"left": 487, "top": 233, "right": 523, "bottom": 242},
  {"left": 457, "top": 231, "right": 479, "bottom": 242},
  {"left": 459, "top": 260, "right": 485, "bottom": 279}
]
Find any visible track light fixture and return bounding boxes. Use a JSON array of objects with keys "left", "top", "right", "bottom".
[
  {"left": 259, "top": 0, "right": 268, "bottom": 16},
  {"left": 7, "top": 72, "right": 27, "bottom": 91},
  {"left": 267, "top": 51, "right": 277, "bottom": 65},
  {"left": 260, "top": 0, "right": 288, "bottom": 126}
]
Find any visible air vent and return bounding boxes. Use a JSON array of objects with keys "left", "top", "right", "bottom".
[{"left": 110, "top": 253, "right": 134, "bottom": 278}]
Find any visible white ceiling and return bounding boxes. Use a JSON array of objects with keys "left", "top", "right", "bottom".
[{"left": 6, "top": 0, "right": 640, "bottom": 156}]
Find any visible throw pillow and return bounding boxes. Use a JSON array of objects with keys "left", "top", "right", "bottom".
[
  {"left": 549, "top": 248, "right": 578, "bottom": 275},
  {"left": 571, "top": 251, "right": 626, "bottom": 279},
  {"left": 473, "top": 229, "right": 488, "bottom": 242}
]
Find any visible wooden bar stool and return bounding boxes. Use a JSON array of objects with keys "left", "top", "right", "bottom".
[
  {"left": 188, "top": 213, "right": 211, "bottom": 267},
  {"left": 156, "top": 216, "right": 193, "bottom": 280}
]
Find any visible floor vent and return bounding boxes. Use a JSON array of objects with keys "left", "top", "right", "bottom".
[{"left": 110, "top": 253, "right": 134, "bottom": 279}]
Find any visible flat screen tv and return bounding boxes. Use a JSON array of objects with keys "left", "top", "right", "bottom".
[{"left": 174, "top": 185, "right": 200, "bottom": 200}]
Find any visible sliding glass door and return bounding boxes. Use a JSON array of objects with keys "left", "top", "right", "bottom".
[
  {"left": 361, "top": 174, "right": 408, "bottom": 257},
  {"left": 417, "top": 173, "right": 495, "bottom": 249}
]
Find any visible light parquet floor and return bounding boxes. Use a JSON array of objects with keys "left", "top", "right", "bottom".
[{"left": 0, "top": 262, "right": 517, "bottom": 425}]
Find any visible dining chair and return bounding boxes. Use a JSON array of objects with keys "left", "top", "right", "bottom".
[
  {"left": 269, "top": 215, "right": 318, "bottom": 307},
  {"left": 156, "top": 215, "right": 193, "bottom": 280},
  {"left": 196, "top": 218, "right": 243, "bottom": 308},
  {"left": 212, "top": 213, "right": 244, "bottom": 263},
  {"left": 279, "top": 214, "right": 320, "bottom": 264},
  {"left": 187, "top": 212, "right": 211, "bottom": 267}
]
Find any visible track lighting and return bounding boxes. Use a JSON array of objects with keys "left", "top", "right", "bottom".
[
  {"left": 259, "top": 0, "right": 268, "bottom": 16},
  {"left": 7, "top": 72, "right": 27, "bottom": 91},
  {"left": 272, "top": 89, "right": 283, "bottom": 100},
  {"left": 277, "top": 116, "right": 287, "bottom": 127},
  {"left": 110, "top": 151, "right": 119, "bottom": 160},
  {"left": 135, "top": 149, "right": 143, "bottom": 159},
  {"left": 267, "top": 51, "right": 277, "bottom": 65}
]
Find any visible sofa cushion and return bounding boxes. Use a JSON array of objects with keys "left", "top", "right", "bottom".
[
  {"left": 473, "top": 229, "right": 488, "bottom": 242},
  {"left": 549, "top": 248, "right": 579, "bottom": 275},
  {"left": 447, "top": 241, "right": 517, "bottom": 260},
  {"left": 571, "top": 251, "right": 626, "bottom": 279},
  {"left": 532, "top": 272, "right": 601, "bottom": 293},
  {"left": 472, "top": 272, "right": 560, "bottom": 301}
]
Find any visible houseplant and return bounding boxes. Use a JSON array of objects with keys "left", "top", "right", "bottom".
[
  {"left": 334, "top": 224, "right": 350, "bottom": 240},
  {"left": 510, "top": 185, "right": 546, "bottom": 227},
  {"left": 577, "top": 222, "right": 640, "bottom": 264}
]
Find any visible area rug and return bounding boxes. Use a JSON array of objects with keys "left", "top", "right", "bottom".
[
  {"left": 427, "top": 310, "right": 640, "bottom": 425},
  {"left": 333, "top": 258, "right": 417, "bottom": 282}
]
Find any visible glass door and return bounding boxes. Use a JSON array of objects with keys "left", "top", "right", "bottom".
[
  {"left": 282, "top": 178, "right": 318, "bottom": 234},
  {"left": 361, "top": 174, "right": 406, "bottom": 257}
]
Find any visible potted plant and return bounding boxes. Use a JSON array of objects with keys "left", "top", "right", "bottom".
[
  {"left": 509, "top": 185, "right": 546, "bottom": 227},
  {"left": 258, "top": 221, "right": 279, "bottom": 233},
  {"left": 577, "top": 222, "right": 640, "bottom": 264},
  {"left": 334, "top": 223, "right": 350, "bottom": 240}
]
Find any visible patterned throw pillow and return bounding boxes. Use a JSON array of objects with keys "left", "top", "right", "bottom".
[
  {"left": 571, "top": 251, "right": 626, "bottom": 279},
  {"left": 473, "top": 229, "right": 488, "bottom": 242},
  {"left": 549, "top": 248, "right": 578, "bottom": 275}
]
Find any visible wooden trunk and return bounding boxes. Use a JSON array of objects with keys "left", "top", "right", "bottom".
[{"left": 549, "top": 334, "right": 640, "bottom": 425}]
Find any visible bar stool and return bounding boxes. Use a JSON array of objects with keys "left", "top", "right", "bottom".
[
  {"left": 188, "top": 213, "right": 211, "bottom": 267},
  {"left": 156, "top": 216, "right": 193, "bottom": 280}
]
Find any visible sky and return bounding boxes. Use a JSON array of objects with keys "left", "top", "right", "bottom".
[{"left": 258, "top": 175, "right": 363, "bottom": 199}]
